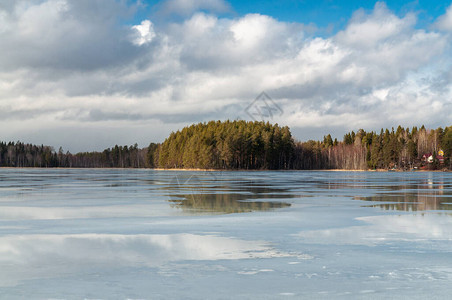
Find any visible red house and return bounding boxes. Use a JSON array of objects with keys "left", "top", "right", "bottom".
[{"left": 422, "top": 153, "right": 433, "bottom": 163}]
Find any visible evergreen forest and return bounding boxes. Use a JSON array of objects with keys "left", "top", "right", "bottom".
[
  {"left": 0, "top": 142, "right": 147, "bottom": 168},
  {"left": 1, "top": 121, "right": 451, "bottom": 170}
]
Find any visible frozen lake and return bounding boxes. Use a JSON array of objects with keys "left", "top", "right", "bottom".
[{"left": 0, "top": 169, "right": 451, "bottom": 299}]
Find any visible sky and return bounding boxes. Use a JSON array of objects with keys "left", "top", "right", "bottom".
[{"left": 1, "top": 0, "right": 452, "bottom": 152}]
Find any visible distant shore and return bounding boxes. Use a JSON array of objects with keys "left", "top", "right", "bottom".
[
  {"left": 153, "top": 168, "right": 367, "bottom": 172},
  {"left": 0, "top": 167, "right": 449, "bottom": 172},
  {"left": 153, "top": 168, "right": 450, "bottom": 172}
]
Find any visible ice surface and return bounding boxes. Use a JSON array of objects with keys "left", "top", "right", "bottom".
[{"left": 0, "top": 169, "right": 451, "bottom": 299}]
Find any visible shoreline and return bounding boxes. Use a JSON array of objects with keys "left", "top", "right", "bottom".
[
  {"left": 153, "top": 168, "right": 450, "bottom": 172},
  {"left": 1, "top": 167, "right": 449, "bottom": 172}
]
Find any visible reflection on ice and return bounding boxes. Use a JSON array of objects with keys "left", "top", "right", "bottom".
[
  {"left": 337, "top": 173, "right": 452, "bottom": 211},
  {"left": 169, "top": 193, "right": 291, "bottom": 214},
  {"left": 297, "top": 214, "right": 452, "bottom": 246},
  {"left": 166, "top": 173, "right": 293, "bottom": 214},
  {"left": 356, "top": 193, "right": 452, "bottom": 211},
  {"left": 0, "top": 233, "right": 300, "bottom": 287}
]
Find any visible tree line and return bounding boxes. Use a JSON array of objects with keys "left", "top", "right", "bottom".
[
  {"left": 293, "top": 125, "right": 452, "bottom": 170},
  {"left": 153, "top": 121, "right": 451, "bottom": 170},
  {"left": 0, "top": 142, "right": 147, "bottom": 168},
  {"left": 155, "top": 120, "right": 294, "bottom": 169},
  {"left": 1, "top": 121, "right": 451, "bottom": 170}
]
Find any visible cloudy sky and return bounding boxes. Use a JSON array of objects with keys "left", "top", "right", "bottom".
[{"left": 1, "top": 0, "right": 451, "bottom": 152}]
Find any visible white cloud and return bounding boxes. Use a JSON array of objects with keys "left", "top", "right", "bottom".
[
  {"left": 132, "top": 19, "right": 156, "bottom": 45},
  {"left": 0, "top": 1, "right": 451, "bottom": 151},
  {"left": 0, "top": 0, "right": 140, "bottom": 71},
  {"left": 435, "top": 4, "right": 452, "bottom": 31},
  {"left": 336, "top": 2, "right": 416, "bottom": 48}
]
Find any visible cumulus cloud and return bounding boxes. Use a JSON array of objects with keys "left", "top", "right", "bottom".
[
  {"left": 0, "top": 0, "right": 141, "bottom": 71},
  {"left": 0, "top": 1, "right": 451, "bottom": 151},
  {"left": 335, "top": 2, "right": 416, "bottom": 48},
  {"left": 132, "top": 19, "right": 156, "bottom": 45},
  {"left": 435, "top": 4, "right": 452, "bottom": 31}
]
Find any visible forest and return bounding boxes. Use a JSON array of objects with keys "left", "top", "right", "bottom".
[
  {"left": 155, "top": 120, "right": 294, "bottom": 169},
  {"left": 0, "top": 121, "right": 451, "bottom": 170},
  {"left": 295, "top": 125, "right": 452, "bottom": 170},
  {"left": 0, "top": 142, "right": 147, "bottom": 168},
  {"left": 154, "top": 121, "right": 452, "bottom": 170}
]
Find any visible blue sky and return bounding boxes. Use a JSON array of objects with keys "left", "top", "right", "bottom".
[
  {"left": 228, "top": 0, "right": 446, "bottom": 25},
  {"left": 140, "top": 0, "right": 451, "bottom": 29},
  {"left": 0, "top": 0, "right": 451, "bottom": 151}
]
